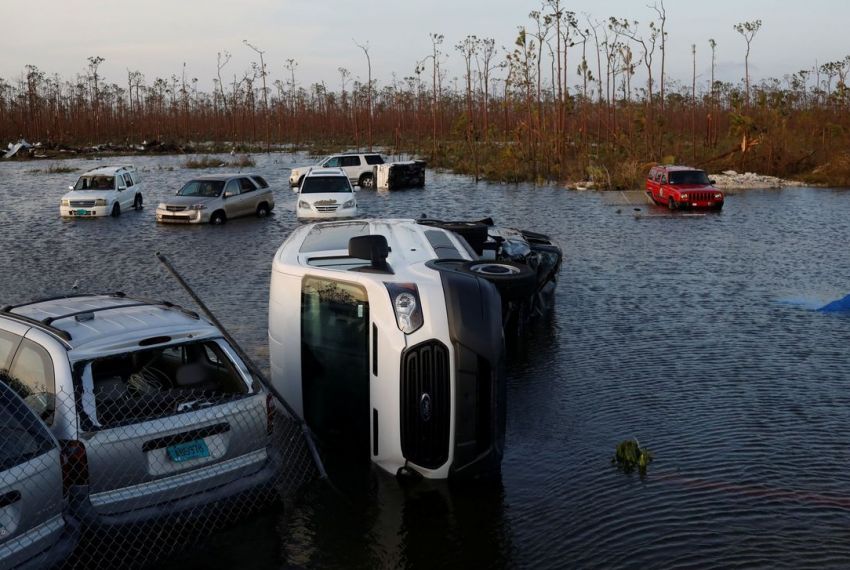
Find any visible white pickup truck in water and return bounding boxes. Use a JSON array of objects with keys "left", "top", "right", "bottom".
[{"left": 268, "top": 218, "right": 561, "bottom": 479}]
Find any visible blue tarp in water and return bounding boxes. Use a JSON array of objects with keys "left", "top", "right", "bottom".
[{"left": 819, "top": 293, "right": 850, "bottom": 312}]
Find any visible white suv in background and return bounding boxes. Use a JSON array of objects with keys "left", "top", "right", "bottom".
[
  {"left": 289, "top": 153, "right": 385, "bottom": 188},
  {"left": 60, "top": 166, "right": 143, "bottom": 218},
  {"left": 295, "top": 168, "right": 358, "bottom": 220}
]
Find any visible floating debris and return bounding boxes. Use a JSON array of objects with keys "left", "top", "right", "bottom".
[{"left": 612, "top": 438, "right": 653, "bottom": 474}]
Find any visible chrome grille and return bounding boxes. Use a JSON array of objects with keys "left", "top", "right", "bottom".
[
  {"left": 70, "top": 200, "right": 95, "bottom": 207},
  {"left": 315, "top": 205, "right": 339, "bottom": 213},
  {"left": 687, "top": 191, "right": 717, "bottom": 202},
  {"left": 165, "top": 205, "right": 187, "bottom": 212},
  {"left": 400, "top": 340, "right": 450, "bottom": 469}
]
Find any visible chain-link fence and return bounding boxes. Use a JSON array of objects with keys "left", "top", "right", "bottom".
[{"left": 0, "top": 361, "right": 319, "bottom": 570}]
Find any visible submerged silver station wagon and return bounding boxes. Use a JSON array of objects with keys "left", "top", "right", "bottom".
[
  {"left": 156, "top": 173, "right": 275, "bottom": 224},
  {"left": 0, "top": 294, "right": 278, "bottom": 530}
]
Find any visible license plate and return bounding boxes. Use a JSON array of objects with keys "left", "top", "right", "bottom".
[
  {"left": 166, "top": 439, "right": 210, "bottom": 462},
  {"left": 75, "top": 209, "right": 90, "bottom": 216}
]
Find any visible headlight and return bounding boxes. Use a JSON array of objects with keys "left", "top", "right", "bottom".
[
  {"left": 190, "top": 203, "right": 207, "bottom": 210},
  {"left": 343, "top": 199, "right": 355, "bottom": 208},
  {"left": 714, "top": 193, "right": 723, "bottom": 199},
  {"left": 298, "top": 200, "right": 311, "bottom": 209},
  {"left": 385, "top": 283, "right": 423, "bottom": 334},
  {"left": 680, "top": 194, "right": 689, "bottom": 200},
  {"left": 94, "top": 199, "right": 107, "bottom": 206},
  {"left": 61, "top": 199, "right": 70, "bottom": 206}
]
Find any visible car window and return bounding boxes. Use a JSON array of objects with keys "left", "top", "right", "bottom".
[
  {"left": 84, "top": 340, "right": 249, "bottom": 428},
  {"left": 364, "top": 155, "right": 384, "bottom": 165},
  {"left": 178, "top": 180, "right": 224, "bottom": 197},
  {"left": 323, "top": 157, "right": 342, "bottom": 168},
  {"left": 0, "top": 330, "right": 23, "bottom": 370},
  {"left": 8, "top": 339, "right": 56, "bottom": 424},
  {"left": 0, "top": 379, "right": 55, "bottom": 471},
  {"left": 340, "top": 156, "right": 361, "bottom": 167},
  {"left": 669, "top": 170, "right": 711, "bottom": 185},
  {"left": 251, "top": 175, "right": 269, "bottom": 189},
  {"left": 239, "top": 177, "right": 257, "bottom": 192},
  {"left": 301, "top": 176, "right": 353, "bottom": 194},
  {"left": 75, "top": 175, "right": 115, "bottom": 191},
  {"left": 224, "top": 179, "right": 241, "bottom": 196},
  {"left": 124, "top": 173, "right": 134, "bottom": 187}
]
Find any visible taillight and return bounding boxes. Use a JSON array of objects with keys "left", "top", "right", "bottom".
[
  {"left": 266, "top": 393, "right": 275, "bottom": 436},
  {"left": 60, "top": 440, "right": 89, "bottom": 494}
]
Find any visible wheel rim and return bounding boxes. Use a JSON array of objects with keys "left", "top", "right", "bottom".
[
  {"left": 468, "top": 263, "right": 521, "bottom": 276},
  {"left": 362, "top": 176, "right": 373, "bottom": 187},
  {"left": 258, "top": 206, "right": 268, "bottom": 217}
]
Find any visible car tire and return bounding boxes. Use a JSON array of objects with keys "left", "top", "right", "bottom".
[
  {"left": 133, "top": 194, "right": 143, "bottom": 211},
  {"left": 459, "top": 260, "right": 537, "bottom": 302},
  {"left": 359, "top": 173, "right": 374, "bottom": 188},
  {"left": 111, "top": 203, "right": 121, "bottom": 217},
  {"left": 256, "top": 202, "right": 270, "bottom": 218},
  {"left": 667, "top": 197, "right": 677, "bottom": 210},
  {"left": 210, "top": 211, "right": 227, "bottom": 225}
]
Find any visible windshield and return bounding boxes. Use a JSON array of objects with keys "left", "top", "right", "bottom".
[
  {"left": 301, "top": 176, "right": 352, "bottom": 194},
  {"left": 669, "top": 171, "right": 711, "bottom": 185},
  {"left": 74, "top": 175, "right": 114, "bottom": 191},
  {"left": 177, "top": 180, "right": 225, "bottom": 198}
]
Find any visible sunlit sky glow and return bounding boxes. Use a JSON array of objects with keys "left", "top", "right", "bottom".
[{"left": 3, "top": 0, "right": 847, "bottom": 93}]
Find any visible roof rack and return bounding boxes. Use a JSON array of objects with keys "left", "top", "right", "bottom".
[{"left": 0, "top": 293, "right": 200, "bottom": 346}]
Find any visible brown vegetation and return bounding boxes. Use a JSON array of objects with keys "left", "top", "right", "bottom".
[{"left": 2, "top": 4, "right": 850, "bottom": 187}]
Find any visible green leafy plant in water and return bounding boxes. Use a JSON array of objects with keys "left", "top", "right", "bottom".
[{"left": 612, "top": 438, "right": 653, "bottom": 474}]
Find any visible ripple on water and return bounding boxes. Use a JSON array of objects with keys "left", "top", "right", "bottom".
[{"left": 2, "top": 157, "right": 850, "bottom": 568}]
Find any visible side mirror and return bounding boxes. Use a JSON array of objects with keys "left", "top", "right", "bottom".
[
  {"left": 223, "top": 191, "right": 235, "bottom": 199},
  {"left": 118, "top": 186, "right": 126, "bottom": 191},
  {"left": 68, "top": 185, "right": 74, "bottom": 191},
  {"left": 709, "top": 179, "right": 716, "bottom": 185},
  {"left": 292, "top": 186, "right": 299, "bottom": 193}
]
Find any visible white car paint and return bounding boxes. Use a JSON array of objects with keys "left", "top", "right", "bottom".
[{"left": 60, "top": 165, "right": 142, "bottom": 218}]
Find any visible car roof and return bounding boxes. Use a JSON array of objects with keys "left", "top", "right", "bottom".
[
  {"left": 331, "top": 152, "right": 381, "bottom": 157},
  {"left": 3, "top": 294, "right": 221, "bottom": 358},
  {"left": 305, "top": 168, "right": 346, "bottom": 177},
  {"left": 80, "top": 165, "right": 135, "bottom": 176},
  {"left": 190, "top": 173, "right": 260, "bottom": 181},
  {"left": 654, "top": 165, "right": 704, "bottom": 172}
]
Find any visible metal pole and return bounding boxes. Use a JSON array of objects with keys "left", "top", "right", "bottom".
[{"left": 155, "top": 251, "right": 328, "bottom": 480}]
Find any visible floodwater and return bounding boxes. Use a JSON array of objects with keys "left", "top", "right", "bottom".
[{"left": 2, "top": 154, "right": 850, "bottom": 569}]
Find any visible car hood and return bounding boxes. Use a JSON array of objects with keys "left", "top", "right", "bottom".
[
  {"left": 160, "top": 195, "right": 221, "bottom": 207},
  {"left": 62, "top": 190, "right": 116, "bottom": 200},
  {"left": 299, "top": 192, "right": 355, "bottom": 204},
  {"left": 672, "top": 184, "right": 718, "bottom": 191}
]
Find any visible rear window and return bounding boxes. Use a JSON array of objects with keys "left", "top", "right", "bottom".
[
  {"left": 301, "top": 176, "right": 353, "bottom": 194},
  {"left": 80, "top": 340, "right": 251, "bottom": 429},
  {"left": 340, "top": 156, "right": 361, "bottom": 167},
  {"left": 251, "top": 175, "right": 269, "bottom": 189},
  {"left": 0, "top": 377, "right": 55, "bottom": 471},
  {"left": 8, "top": 339, "right": 56, "bottom": 425},
  {"left": 364, "top": 155, "right": 385, "bottom": 165}
]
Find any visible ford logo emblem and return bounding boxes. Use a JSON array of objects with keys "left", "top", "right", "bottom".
[{"left": 419, "top": 393, "right": 432, "bottom": 422}]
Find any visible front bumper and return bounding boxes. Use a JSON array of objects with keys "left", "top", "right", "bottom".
[
  {"left": 297, "top": 206, "right": 357, "bottom": 220},
  {"left": 155, "top": 208, "right": 208, "bottom": 224},
  {"left": 677, "top": 199, "right": 724, "bottom": 210},
  {"left": 61, "top": 206, "right": 110, "bottom": 218}
]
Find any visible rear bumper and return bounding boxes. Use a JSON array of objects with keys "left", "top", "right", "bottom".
[
  {"left": 5, "top": 516, "right": 79, "bottom": 570},
  {"left": 67, "top": 447, "right": 281, "bottom": 529}
]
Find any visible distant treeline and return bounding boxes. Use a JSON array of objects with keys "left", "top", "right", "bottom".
[{"left": 3, "top": 2, "right": 850, "bottom": 186}]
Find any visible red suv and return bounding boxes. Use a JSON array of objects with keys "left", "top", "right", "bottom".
[{"left": 646, "top": 165, "right": 724, "bottom": 210}]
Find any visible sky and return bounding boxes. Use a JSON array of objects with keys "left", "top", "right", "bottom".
[{"left": 2, "top": 0, "right": 848, "bottom": 93}]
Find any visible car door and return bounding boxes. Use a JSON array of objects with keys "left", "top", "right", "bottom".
[
  {"left": 0, "top": 381, "right": 67, "bottom": 570},
  {"left": 222, "top": 179, "right": 242, "bottom": 219},
  {"left": 115, "top": 173, "right": 131, "bottom": 210},
  {"left": 238, "top": 177, "right": 259, "bottom": 216},
  {"left": 340, "top": 156, "right": 362, "bottom": 185}
]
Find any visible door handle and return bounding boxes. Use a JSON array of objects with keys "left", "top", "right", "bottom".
[{"left": 0, "top": 490, "right": 21, "bottom": 508}]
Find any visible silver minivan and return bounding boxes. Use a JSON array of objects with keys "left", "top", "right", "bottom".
[
  {"left": 155, "top": 174, "right": 275, "bottom": 224},
  {"left": 0, "top": 294, "right": 278, "bottom": 530},
  {"left": 0, "top": 375, "right": 77, "bottom": 570}
]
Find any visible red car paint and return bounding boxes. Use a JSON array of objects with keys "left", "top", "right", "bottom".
[{"left": 646, "top": 165, "right": 724, "bottom": 210}]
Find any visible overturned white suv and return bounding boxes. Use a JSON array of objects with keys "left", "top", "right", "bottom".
[{"left": 268, "top": 218, "right": 561, "bottom": 480}]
